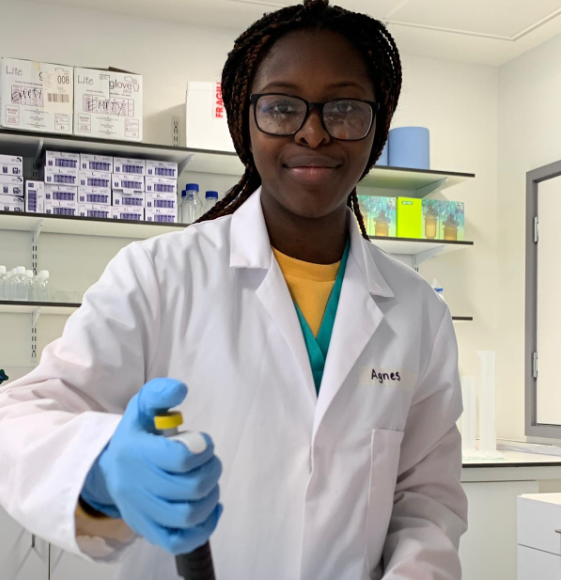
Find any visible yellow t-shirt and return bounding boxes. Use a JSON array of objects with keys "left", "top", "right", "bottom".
[{"left": 272, "top": 248, "right": 341, "bottom": 337}]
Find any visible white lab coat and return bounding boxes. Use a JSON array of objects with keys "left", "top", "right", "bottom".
[{"left": 0, "top": 187, "right": 467, "bottom": 580}]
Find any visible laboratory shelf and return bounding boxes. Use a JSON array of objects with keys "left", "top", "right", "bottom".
[
  {"left": 0, "top": 300, "right": 80, "bottom": 315},
  {"left": 0, "top": 300, "right": 471, "bottom": 322},
  {"left": 0, "top": 211, "right": 184, "bottom": 239},
  {"left": 371, "top": 236, "right": 473, "bottom": 256},
  {"left": 0, "top": 129, "right": 474, "bottom": 193}
]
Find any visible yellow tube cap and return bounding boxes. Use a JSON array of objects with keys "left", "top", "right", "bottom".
[{"left": 154, "top": 411, "right": 184, "bottom": 431}]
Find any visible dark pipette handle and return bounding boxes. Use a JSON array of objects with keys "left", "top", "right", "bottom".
[{"left": 176, "top": 542, "right": 215, "bottom": 579}]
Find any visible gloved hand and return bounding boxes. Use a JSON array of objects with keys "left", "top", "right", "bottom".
[{"left": 81, "top": 378, "right": 223, "bottom": 555}]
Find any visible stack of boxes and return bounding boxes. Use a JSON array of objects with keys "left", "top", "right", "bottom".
[
  {"left": 22, "top": 151, "right": 179, "bottom": 222},
  {"left": 358, "top": 195, "right": 465, "bottom": 242},
  {"left": 0, "top": 155, "right": 24, "bottom": 212}
]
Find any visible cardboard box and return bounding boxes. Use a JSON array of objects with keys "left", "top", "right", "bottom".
[
  {"left": 45, "top": 199, "right": 78, "bottom": 216},
  {"left": 396, "top": 197, "right": 422, "bottom": 239},
  {"left": 1, "top": 181, "right": 23, "bottom": 196},
  {"left": 145, "top": 206, "right": 177, "bottom": 223},
  {"left": 78, "top": 204, "right": 111, "bottom": 219},
  {"left": 357, "top": 196, "right": 396, "bottom": 238},
  {"left": 0, "top": 193, "right": 24, "bottom": 212},
  {"left": 440, "top": 201, "right": 465, "bottom": 241},
  {"left": 186, "top": 82, "right": 235, "bottom": 152},
  {"left": 44, "top": 184, "right": 78, "bottom": 203},
  {"left": 74, "top": 68, "right": 142, "bottom": 141},
  {"left": 78, "top": 186, "right": 111, "bottom": 205},
  {"left": 145, "top": 176, "right": 176, "bottom": 194},
  {"left": 112, "top": 174, "right": 144, "bottom": 193},
  {"left": 79, "top": 170, "right": 111, "bottom": 189},
  {"left": 45, "top": 166, "right": 79, "bottom": 186},
  {"left": 146, "top": 160, "right": 178, "bottom": 179},
  {"left": 45, "top": 151, "right": 79, "bottom": 170},
  {"left": 0, "top": 175, "right": 23, "bottom": 186},
  {"left": 112, "top": 191, "right": 145, "bottom": 207},
  {"left": 0, "top": 58, "right": 73, "bottom": 134},
  {"left": 111, "top": 206, "right": 144, "bottom": 221},
  {"left": 422, "top": 199, "right": 442, "bottom": 240},
  {"left": 0, "top": 154, "right": 23, "bottom": 178},
  {"left": 145, "top": 192, "right": 177, "bottom": 210},
  {"left": 113, "top": 157, "right": 145, "bottom": 175},
  {"left": 25, "top": 181, "right": 44, "bottom": 213},
  {"left": 80, "top": 154, "right": 113, "bottom": 173}
]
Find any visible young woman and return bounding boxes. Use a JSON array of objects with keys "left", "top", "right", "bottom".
[{"left": 0, "top": 1, "right": 468, "bottom": 579}]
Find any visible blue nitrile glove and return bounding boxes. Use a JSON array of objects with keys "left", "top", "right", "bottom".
[{"left": 81, "top": 378, "right": 223, "bottom": 555}]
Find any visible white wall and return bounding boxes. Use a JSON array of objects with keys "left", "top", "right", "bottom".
[
  {"left": 0, "top": 1, "right": 499, "bottom": 385},
  {"left": 497, "top": 34, "right": 561, "bottom": 441}
]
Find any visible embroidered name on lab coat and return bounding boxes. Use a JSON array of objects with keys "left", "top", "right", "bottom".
[{"left": 359, "top": 367, "right": 415, "bottom": 390}]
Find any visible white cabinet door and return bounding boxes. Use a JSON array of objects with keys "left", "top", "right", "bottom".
[
  {"left": 518, "top": 545, "right": 561, "bottom": 580},
  {"left": 460, "top": 480, "right": 539, "bottom": 580},
  {"left": 0, "top": 505, "right": 48, "bottom": 580}
]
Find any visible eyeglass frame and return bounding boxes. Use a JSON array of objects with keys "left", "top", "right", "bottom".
[{"left": 249, "top": 93, "right": 381, "bottom": 142}]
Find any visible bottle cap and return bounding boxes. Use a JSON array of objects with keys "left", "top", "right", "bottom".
[
  {"left": 26, "top": 270, "right": 33, "bottom": 278},
  {"left": 205, "top": 191, "right": 219, "bottom": 199},
  {"left": 38, "top": 270, "right": 50, "bottom": 279},
  {"left": 0, "top": 266, "right": 6, "bottom": 274},
  {"left": 186, "top": 183, "right": 200, "bottom": 192},
  {"left": 16, "top": 266, "right": 26, "bottom": 274}
]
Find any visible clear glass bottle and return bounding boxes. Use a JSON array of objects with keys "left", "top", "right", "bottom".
[
  {"left": 36, "top": 271, "right": 50, "bottom": 302},
  {"left": 204, "top": 191, "right": 219, "bottom": 214},
  {"left": 26, "top": 270, "right": 35, "bottom": 301},
  {"left": 0, "top": 266, "right": 6, "bottom": 300},
  {"left": 182, "top": 184, "right": 202, "bottom": 224},
  {"left": 15, "top": 266, "right": 28, "bottom": 301}
]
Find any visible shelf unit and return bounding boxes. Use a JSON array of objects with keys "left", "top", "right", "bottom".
[
  {"left": 0, "top": 129, "right": 476, "bottom": 367},
  {"left": 0, "top": 129, "right": 474, "bottom": 197},
  {"left": 0, "top": 300, "right": 472, "bottom": 322}
]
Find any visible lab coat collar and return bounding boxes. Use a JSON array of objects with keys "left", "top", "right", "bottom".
[{"left": 229, "top": 186, "right": 395, "bottom": 299}]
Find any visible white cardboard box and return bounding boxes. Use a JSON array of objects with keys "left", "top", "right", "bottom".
[
  {"left": 79, "top": 170, "right": 111, "bottom": 189},
  {"left": 44, "top": 184, "right": 78, "bottom": 203},
  {"left": 0, "top": 175, "right": 23, "bottom": 185},
  {"left": 78, "top": 204, "right": 112, "bottom": 219},
  {"left": 145, "top": 176, "right": 177, "bottom": 194},
  {"left": 1, "top": 181, "right": 23, "bottom": 196},
  {"left": 74, "top": 68, "right": 142, "bottom": 141},
  {"left": 78, "top": 186, "right": 111, "bottom": 205},
  {"left": 146, "top": 160, "right": 178, "bottom": 179},
  {"left": 45, "top": 151, "right": 79, "bottom": 169},
  {"left": 80, "top": 154, "right": 113, "bottom": 173},
  {"left": 186, "top": 82, "right": 235, "bottom": 152},
  {"left": 45, "top": 199, "right": 78, "bottom": 216},
  {"left": 113, "top": 157, "right": 146, "bottom": 175},
  {"left": 145, "top": 206, "right": 177, "bottom": 223},
  {"left": 0, "top": 193, "right": 24, "bottom": 212},
  {"left": 25, "top": 181, "right": 44, "bottom": 213},
  {"left": 0, "top": 155, "right": 23, "bottom": 178},
  {"left": 44, "top": 166, "right": 79, "bottom": 186},
  {"left": 145, "top": 191, "right": 177, "bottom": 210},
  {"left": 0, "top": 58, "right": 73, "bottom": 134},
  {"left": 112, "top": 174, "right": 145, "bottom": 193},
  {"left": 111, "top": 206, "right": 144, "bottom": 221},
  {"left": 112, "top": 191, "right": 145, "bottom": 207}
]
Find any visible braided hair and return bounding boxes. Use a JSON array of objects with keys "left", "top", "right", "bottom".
[{"left": 197, "top": 0, "right": 402, "bottom": 239}]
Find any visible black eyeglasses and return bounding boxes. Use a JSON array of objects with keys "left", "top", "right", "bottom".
[{"left": 250, "top": 93, "right": 380, "bottom": 141}]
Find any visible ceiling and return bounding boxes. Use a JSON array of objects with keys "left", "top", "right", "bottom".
[{"left": 26, "top": 0, "right": 561, "bottom": 66}]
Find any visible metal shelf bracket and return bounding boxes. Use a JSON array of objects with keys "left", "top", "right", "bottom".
[
  {"left": 413, "top": 245, "right": 446, "bottom": 270},
  {"left": 31, "top": 219, "right": 43, "bottom": 275},
  {"left": 31, "top": 307, "right": 41, "bottom": 363}
]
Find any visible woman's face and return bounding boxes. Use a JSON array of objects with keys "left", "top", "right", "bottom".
[{"left": 249, "top": 29, "right": 377, "bottom": 220}]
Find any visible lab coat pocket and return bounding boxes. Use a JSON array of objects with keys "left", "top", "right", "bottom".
[{"left": 364, "top": 428, "right": 404, "bottom": 576}]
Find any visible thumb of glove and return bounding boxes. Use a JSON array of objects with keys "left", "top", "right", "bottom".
[{"left": 126, "top": 378, "right": 188, "bottom": 434}]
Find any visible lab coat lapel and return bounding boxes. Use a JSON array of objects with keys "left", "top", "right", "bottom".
[
  {"left": 230, "top": 188, "right": 317, "bottom": 404},
  {"left": 313, "top": 216, "right": 395, "bottom": 437}
]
